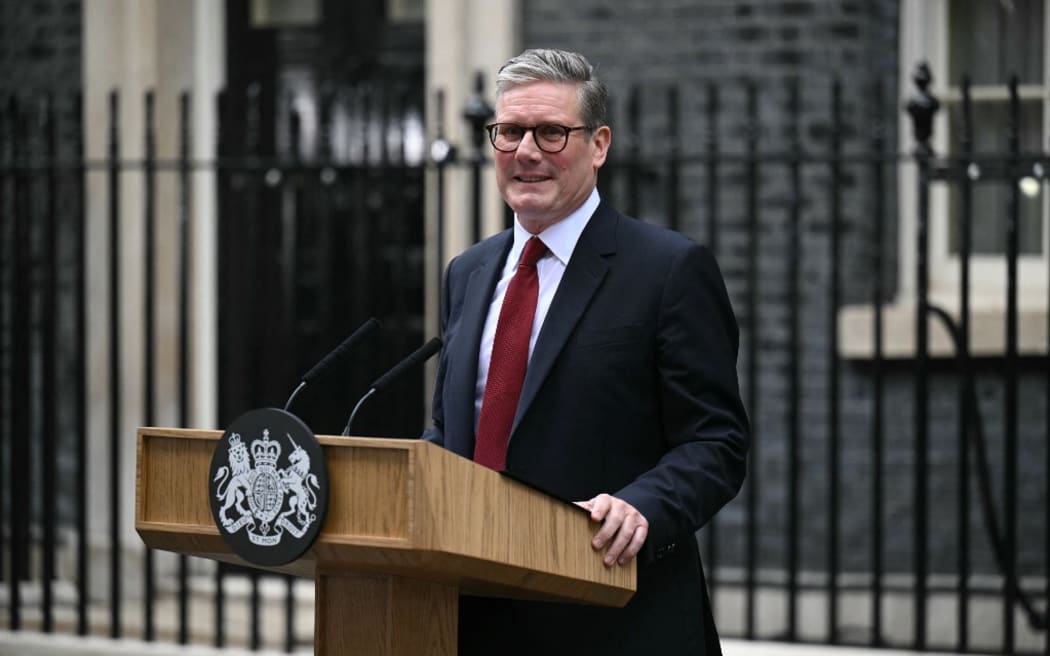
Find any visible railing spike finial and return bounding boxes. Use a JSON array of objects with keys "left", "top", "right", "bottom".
[
  {"left": 905, "top": 61, "right": 940, "bottom": 156},
  {"left": 462, "top": 71, "right": 494, "bottom": 153}
]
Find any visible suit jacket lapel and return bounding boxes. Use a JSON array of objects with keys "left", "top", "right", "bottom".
[
  {"left": 447, "top": 232, "right": 513, "bottom": 448},
  {"left": 511, "top": 204, "right": 617, "bottom": 435}
]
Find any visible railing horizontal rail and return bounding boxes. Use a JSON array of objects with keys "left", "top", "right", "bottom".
[{"left": 1, "top": 73, "right": 1047, "bottom": 654}]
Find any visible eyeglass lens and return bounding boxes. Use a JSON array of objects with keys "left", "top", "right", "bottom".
[{"left": 489, "top": 124, "right": 572, "bottom": 153}]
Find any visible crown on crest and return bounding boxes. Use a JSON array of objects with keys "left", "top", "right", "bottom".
[{"left": 251, "top": 429, "right": 281, "bottom": 467}]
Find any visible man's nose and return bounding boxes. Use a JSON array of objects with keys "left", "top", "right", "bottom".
[{"left": 515, "top": 130, "right": 543, "bottom": 159}]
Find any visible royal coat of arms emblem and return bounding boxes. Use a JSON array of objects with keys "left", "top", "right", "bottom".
[{"left": 208, "top": 408, "right": 328, "bottom": 566}]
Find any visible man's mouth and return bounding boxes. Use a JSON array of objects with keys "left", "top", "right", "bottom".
[{"left": 515, "top": 175, "right": 550, "bottom": 183}]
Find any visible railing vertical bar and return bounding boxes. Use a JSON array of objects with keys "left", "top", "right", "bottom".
[
  {"left": 42, "top": 92, "right": 59, "bottom": 634},
  {"left": 667, "top": 86, "right": 680, "bottom": 234},
  {"left": 213, "top": 88, "right": 228, "bottom": 649},
  {"left": 245, "top": 89, "right": 270, "bottom": 653},
  {"left": 701, "top": 86, "right": 718, "bottom": 616},
  {"left": 743, "top": 80, "right": 760, "bottom": 641},
  {"left": 705, "top": 85, "right": 722, "bottom": 250},
  {"left": 786, "top": 77, "right": 802, "bottom": 642},
  {"left": 284, "top": 91, "right": 301, "bottom": 651},
  {"left": 242, "top": 81, "right": 268, "bottom": 412},
  {"left": 826, "top": 78, "right": 842, "bottom": 643},
  {"left": 389, "top": 87, "right": 411, "bottom": 356},
  {"left": 285, "top": 576, "right": 295, "bottom": 653},
  {"left": 1002, "top": 74, "right": 1020, "bottom": 656},
  {"left": 913, "top": 100, "right": 931, "bottom": 656},
  {"left": 0, "top": 96, "right": 8, "bottom": 624},
  {"left": 704, "top": 85, "right": 718, "bottom": 253},
  {"left": 74, "top": 90, "right": 89, "bottom": 636},
  {"left": 468, "top": 74, "right": 485, "bottom": 244},
  {"left": 626, "top": 85, "right": 640, "bottom": 218},
  {"left": 870, "top": 77, "right": 886, "bottom": 648},
  {"left": 177, "top": 90, "right": 192, "bottom": 646},
  {"left": 434, "top": 89, "right": 448, "bottom": 329},
  {"left": 107, "top": 88, "right": 123, "bottom": 639},
  {"left": 360, "top": 85, "right": 376, "bottom": 326},
  {"left": 9, "top": 94, "right": 28, "bottom": 633},
  {"left": 404, "top": 88, "right": 422, "bottom": 352},
  {"left": 317, "top": 88, "right": 336, "bottom": 356},
  {"left": 142, "top": 88, "right": 157, "bottom": 643},
  {"left": 957, "top": 76, "right": 974, "bottom": 653},
  {"left": 1045, "top": 127, "right": 1050, "bottom": 656},
  {"left": 280, "top": 94, "right": 299, "bottom": 409},
  {"left": 250, "top": 568, "right": 261, "bottom": 650}
]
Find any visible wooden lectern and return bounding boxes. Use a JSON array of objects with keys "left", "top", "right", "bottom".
[{"left": 135, "top": 427, "right": 635, "bottom": 655}]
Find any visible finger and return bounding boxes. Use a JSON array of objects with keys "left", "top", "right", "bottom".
[
  {"left": 602, "top": 516, "right": 641, "bottom": 566},
  {"left": 592, "top": 502, "right": 627, "bottom": 550},
  {"left": 574, "top": 500, "right": 592, "bottom": 511},
  {"left": 587, "top": 493, "right": 613, "bottom": 522},
  {"left": 617, "top": 522, "right": 649, "bottom": 566}
]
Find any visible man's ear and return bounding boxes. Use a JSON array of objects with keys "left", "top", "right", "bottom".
[{"left": 591, "top": 125, "right": 612, "bottom": 168}]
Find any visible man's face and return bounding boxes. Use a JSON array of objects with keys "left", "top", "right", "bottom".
[{"left": 493, "top": 81, "right": 611, "bottom": 234}]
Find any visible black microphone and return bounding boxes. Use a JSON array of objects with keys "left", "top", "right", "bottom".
[
  {"left": 341, "top": 337, "right": 443, "bottom": 436},
  {"left": 283, "top": 317, "right": 382, "bottom": 412}
]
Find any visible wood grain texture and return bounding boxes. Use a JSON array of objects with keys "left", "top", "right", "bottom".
[
  {"left": 135, "top": 427, "right": 634, "bottom": 604},
  {"left": 315, "top": 570, "right": 456, "bottom": 656}
]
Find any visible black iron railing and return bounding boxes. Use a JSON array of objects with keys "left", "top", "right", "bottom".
[{"left": 1, "top": 66, "right": 1048, "bottom": 654}]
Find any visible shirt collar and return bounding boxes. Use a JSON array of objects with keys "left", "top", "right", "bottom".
[{"left": 511, "top": 187, "right": 600, "bottom": 266}]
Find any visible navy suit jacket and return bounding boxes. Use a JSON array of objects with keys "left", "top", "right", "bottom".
[{"left": 424, "top": 202, "right": 749, "bottom": 655}]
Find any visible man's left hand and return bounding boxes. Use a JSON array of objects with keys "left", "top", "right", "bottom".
[{"left": 575, "top": 494, "right": 649, "bottom": 567}]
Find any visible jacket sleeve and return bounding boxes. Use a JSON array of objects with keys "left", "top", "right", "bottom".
[{"left": 614, "top": 243, "right": 750, "bottom": 558}]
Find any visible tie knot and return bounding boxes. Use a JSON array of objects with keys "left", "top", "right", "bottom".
[{"left": 519, "top": 237, "right": 547, "bottom": 268}]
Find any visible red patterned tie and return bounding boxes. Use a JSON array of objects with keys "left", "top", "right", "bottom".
[{"left": 474, "top": 237, "right": 548, "bottom": 470}]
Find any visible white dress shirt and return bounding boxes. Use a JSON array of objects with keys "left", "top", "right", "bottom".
[{"left": 473, "top": 188, "right": 601, "bottom": 426}]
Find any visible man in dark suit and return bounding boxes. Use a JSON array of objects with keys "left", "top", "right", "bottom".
[{"left": 423, "top": 48, "right": 749, "bottom": 655}]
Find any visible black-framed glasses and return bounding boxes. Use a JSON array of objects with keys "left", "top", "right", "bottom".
[{"left": 485, "top": 123, "right": 592, "bottom": 154}]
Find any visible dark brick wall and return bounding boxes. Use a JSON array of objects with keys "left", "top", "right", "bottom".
[
  {"left": 3, "top": 0, "right": 1044, "bottom": 589},
  {"left": 520, "top": 0, "right": 1046, "bottom": 582},
  {"left": 0, "top": 0, "right": 83, "bottom": 527},
  {"left": 0, "top": 0, "right": 81, "bottom": 95}
]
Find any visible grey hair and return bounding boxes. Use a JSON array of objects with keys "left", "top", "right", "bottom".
[{"left": 495, "top": 48, "right": 608, "bottom": 128}]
